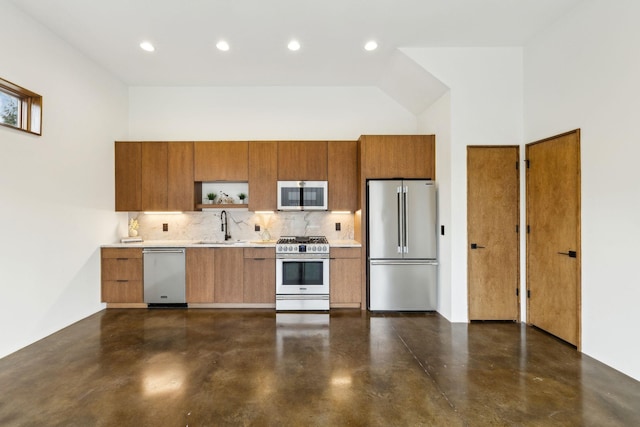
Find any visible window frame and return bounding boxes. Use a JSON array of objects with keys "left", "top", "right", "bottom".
[{"left": 0, "top": 77, "right": 42, "bottom": 136}]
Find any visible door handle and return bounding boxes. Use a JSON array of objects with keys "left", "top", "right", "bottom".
[
  {"left": 397, "top": 187, "right": 403, "bottom": 253},
  {"left": 558, "top": 250, "right": 577, "bottom": 258},
  {"left": 470, "top": 243, "right": 486, "bottom": 249}
]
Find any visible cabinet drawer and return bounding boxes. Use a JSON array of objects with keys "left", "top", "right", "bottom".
[
  {"left": 330, "top": 247, "right": 361, "bottom": 258},
  {"left": 244, "top": 247, "right": 276, "bottom": 259},
  {"left": 102, "top": 258, "right": 142, "bottom": 280},
  {"left": 101, "top": 248, "right": 142, "bottom": 259},
  {"left": 102, "top": 280, "right": 143, "bottom": 303}
]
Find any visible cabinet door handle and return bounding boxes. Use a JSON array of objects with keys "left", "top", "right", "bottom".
[
  {"left": 116, "top": 280, "right": 128, "bottom": 283},
  {"left": 116, "top": 258, "right": 128, "bottom": 261},
  {"left": 254, "top": 258, "right": 266, "bottom": 261},
  {"left": 470, "top": 243, "right": 486, "bottom": 249}
]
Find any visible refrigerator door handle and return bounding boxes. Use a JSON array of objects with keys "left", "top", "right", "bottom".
[
  {"left": 370, "top": 260, "right": 439, "bottom": 266},
  {"left": 397, "top": 186, "right": 403, "bottom": 253},
  {"left": 403, "top": 185, "right": 408, "bottom": 254}
]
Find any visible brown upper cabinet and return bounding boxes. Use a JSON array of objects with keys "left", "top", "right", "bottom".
[
  {"left": 115, "top": 141, "right": 194, "bottom": 212},
  {"left": 277, "top": 141, "right": 328, "bottom": 181},
  {"left": 194, "top": 141, "right": 248, "bottom": 182},
  {"left": 141, "top": 142, "right": 168, "bottom": 211},
  {"left": 167, "top": 142, "right": 196, "bottom": 211},
  {"left": 115, "top": 142, "right": 142, "bottom": 211},
  {"left": 360, "top": 135, "right": 435, "bottom": 179},
  {"left": 248, "top": 141, "right": 278, "bottom": 211},
  {"left": 328, "top": 141, "right": 358, "bottom": 212}
]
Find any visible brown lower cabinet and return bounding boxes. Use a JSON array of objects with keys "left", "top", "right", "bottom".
[
  {"left": 101, "top": 248, "right": 143, "bottom": 303},
  {"left": 186, "top": 247, "right": 245, "bottom": 303},
  {"left": 213, "top": 248, "right": 244, "bottom": 303},
  {"left": 186, "top": 247, "right": 216, "bottom": 303},
  {"left": 243, "top": 247, "right": 276, "bottom": 303},
  {"left": 103, "top": 246, "right": 360, "bottom": 307},
  {"left": 330, "top": 247, "right": 362, "bottom": 307}
]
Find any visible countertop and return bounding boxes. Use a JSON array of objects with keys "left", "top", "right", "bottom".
[{"left": 101, "top": 239, "right": 361, "bottom": 248}]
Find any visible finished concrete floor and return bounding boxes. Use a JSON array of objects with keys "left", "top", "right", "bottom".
[{"left": 0, "top": 309, "right": 638, "bottom": 426}]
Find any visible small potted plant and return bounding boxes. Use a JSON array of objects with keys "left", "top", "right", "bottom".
[
  {"left": 206, "top": 192, "right": 217, "bottom": 204},
  {"left": 238, "top": 192, "right": 247, "bottom": 204}
]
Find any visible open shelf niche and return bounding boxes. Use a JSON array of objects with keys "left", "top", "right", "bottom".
[{"left": 196, "top": 182, "right": 249, "bottom": 210}]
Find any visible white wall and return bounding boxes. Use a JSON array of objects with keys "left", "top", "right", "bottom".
[
  {"left": 524, "top": 0, "right": 640, "bottom": 380},
  {"left": 128, "top": 86, "right": 418, "bottom": 140},
  {"left": 405, "top": 48, "right": 524, "bottom": 322},
  {"left": 0, "top": 1, "right": 128, "bottom": 358},
  {"left": 418, "top": 92, "right": 453, "bottom": 318}
]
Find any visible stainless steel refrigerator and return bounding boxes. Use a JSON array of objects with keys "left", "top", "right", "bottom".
[{"left": 367, "top": 179, "right": 437, "bottom": 311}]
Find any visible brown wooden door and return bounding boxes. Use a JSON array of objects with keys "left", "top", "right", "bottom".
[
  {"left": 467, "top": 146, "right": 520, "bottom": 320},
  {"left": 526, "top": 130, "right": 581, "bottom": 346}
]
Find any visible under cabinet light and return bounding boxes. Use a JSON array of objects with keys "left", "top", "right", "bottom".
[
  {"left": 255, "top": 211, "right": 275, "bottom": 214},
  {"left": 143, "top": 211, "right": 183, "bottom": 215},
  {"left": 331, "top": 211, "right": 352, "bottom": 214}
]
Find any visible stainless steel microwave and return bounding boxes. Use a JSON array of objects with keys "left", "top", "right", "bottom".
[{"left": 277, "top": 181, "right": 328, "bottom": 211}]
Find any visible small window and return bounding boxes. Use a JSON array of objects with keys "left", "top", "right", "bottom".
[{"left": 0, "top": 77, "right": 42, "bottom": 135}]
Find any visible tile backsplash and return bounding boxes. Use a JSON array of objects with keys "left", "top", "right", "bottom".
[{"left": 128, "top": 210, "right": 355, "bottom": 242}]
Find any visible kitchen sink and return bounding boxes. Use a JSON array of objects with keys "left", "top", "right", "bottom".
[{"left": 195, "top": 240, "right": 248, "bottom": 245}]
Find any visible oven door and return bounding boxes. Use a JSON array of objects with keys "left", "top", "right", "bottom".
[{"left": 276, "top": 257, "right": 329, "bottom": 295}]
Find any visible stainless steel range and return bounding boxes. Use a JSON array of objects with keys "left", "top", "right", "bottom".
[{"left": 275, "top": 236, "right": 330, "bottom": 311}]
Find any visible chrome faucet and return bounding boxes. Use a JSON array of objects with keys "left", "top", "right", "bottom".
[{"left": 220, "top": 210, "right": 231, "bottom": 241}]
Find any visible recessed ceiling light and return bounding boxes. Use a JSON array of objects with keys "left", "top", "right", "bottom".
[
  {"left": 288, "top": 40, "right": 301, "bottom": 51},
  {"left": 216, "top": 40, "right": 230, "bottom": 52},
  {"left": 364, "top": 40, "right": 378, "bottom": 51},
  {"left": 139, "top": 41, "right": 155, "bottom": 52}
]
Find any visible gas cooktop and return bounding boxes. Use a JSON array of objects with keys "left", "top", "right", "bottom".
[{"left": 276, "top": 236, "right": 328, "bottom": 245}]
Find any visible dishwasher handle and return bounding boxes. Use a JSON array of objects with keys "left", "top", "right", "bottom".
[{"left": 142, "top": 248, "right": 186, "bottom": 254}]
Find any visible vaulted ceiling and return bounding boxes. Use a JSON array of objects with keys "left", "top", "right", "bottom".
[{"left": 11, "top": 0, "right": 585, "bottom": 113}]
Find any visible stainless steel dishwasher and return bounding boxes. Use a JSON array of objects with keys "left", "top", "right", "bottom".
[{"left": 142, "top": 248, "right": 186, "bottom": 307}]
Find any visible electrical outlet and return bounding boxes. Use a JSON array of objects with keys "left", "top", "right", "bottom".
[
  {"left": 255, "top": 224, "right": 261, "bottom": 232},
  {"left": 335, "top": 222, "right": 341, "bottom": 231},
  {"left": 163, "top": 223, "right": 168, "bottom": 232}
]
